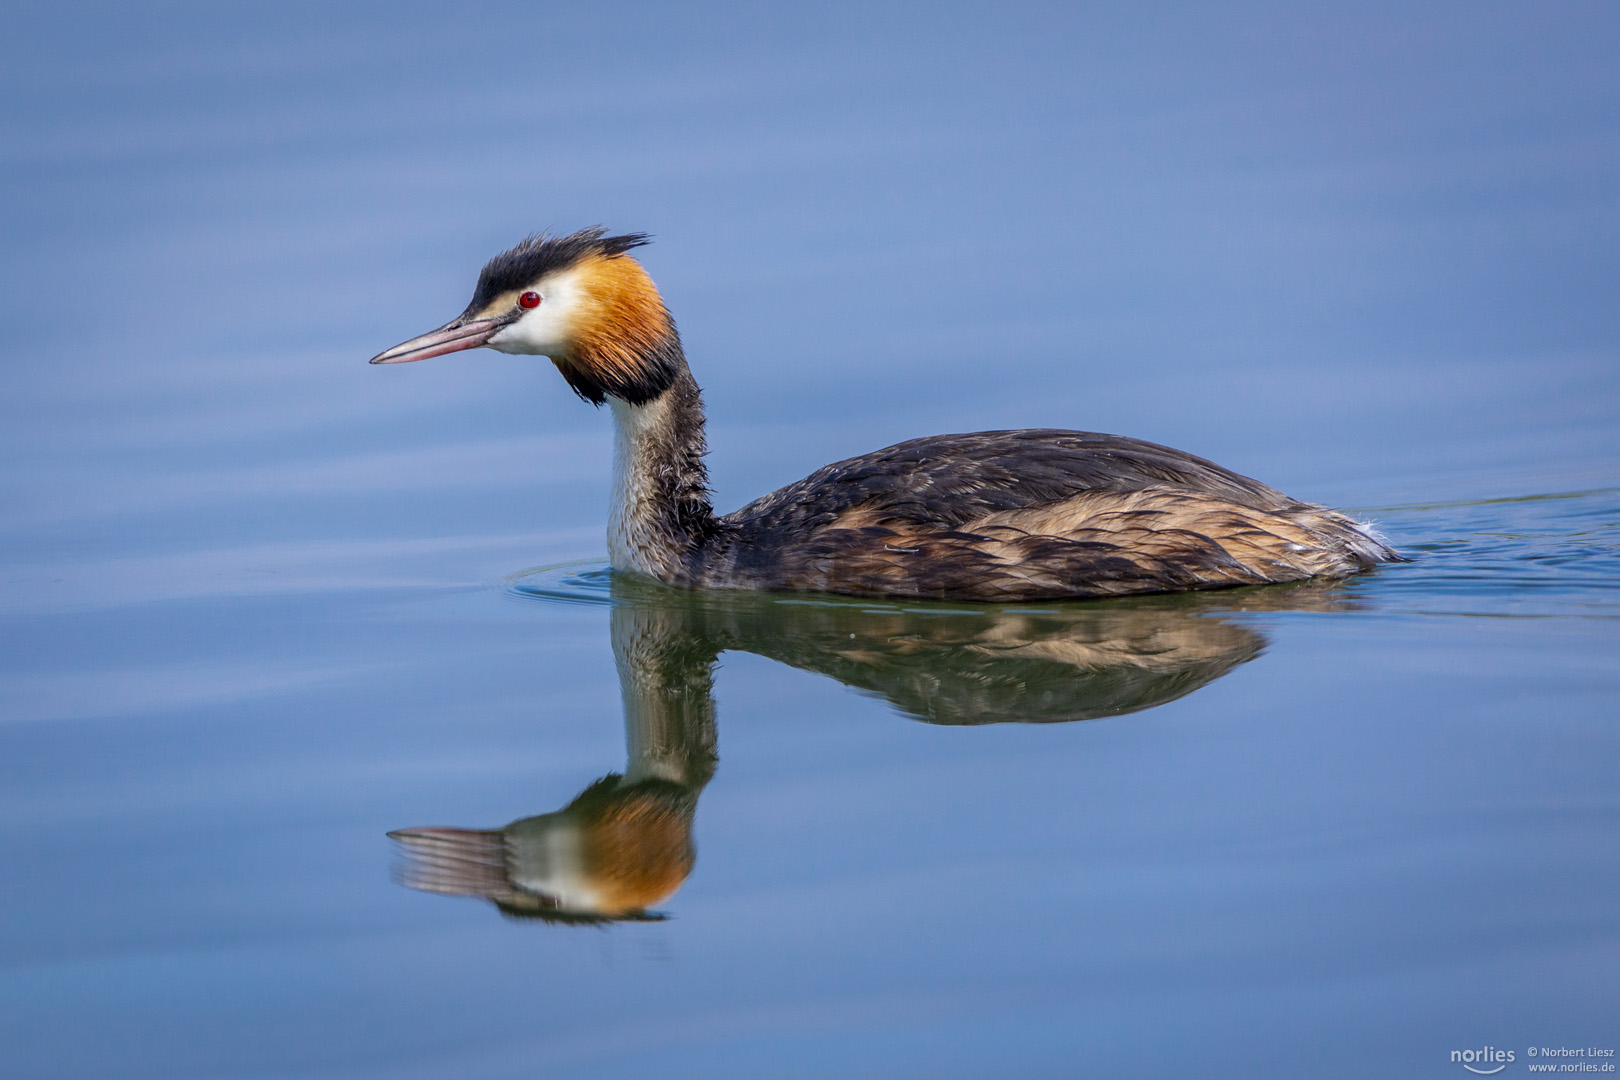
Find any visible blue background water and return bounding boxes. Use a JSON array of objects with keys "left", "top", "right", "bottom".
[{"left": 1, "top": 3, "right": 1616, "bottom": 1077}]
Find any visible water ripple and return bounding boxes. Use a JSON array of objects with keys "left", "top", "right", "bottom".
[
  {"left": 505, "top": 488, "right": 1620, "bottom": 620},
  {"left": 1364, "top": 488, "right": 1620, "bottom": 619}
]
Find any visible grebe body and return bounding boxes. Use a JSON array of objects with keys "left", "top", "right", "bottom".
[{"left": 372, "top": 229, "right": 1398, "bottom": 600}]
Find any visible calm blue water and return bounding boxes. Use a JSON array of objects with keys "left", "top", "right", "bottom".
[{"left": 2, "top": 4, "right": 1617, "bottom": 1078}]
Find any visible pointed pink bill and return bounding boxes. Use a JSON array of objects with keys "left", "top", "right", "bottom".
[{"left": 368, "top": 316, "right": 510, "bottom": 364}]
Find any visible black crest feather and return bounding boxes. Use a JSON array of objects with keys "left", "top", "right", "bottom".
[{"left": 462, "top": 227, "right": 652, "bottom": 315}]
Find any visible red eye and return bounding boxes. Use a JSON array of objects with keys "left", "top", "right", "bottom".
[{"left": 519, "top": 291, "right": 541, "bottom": 309}]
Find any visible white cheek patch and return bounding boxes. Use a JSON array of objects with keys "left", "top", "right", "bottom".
[
  {"left": 487, "top": 267, "right": 588, "bottom": 356},
  {"left": 506, "top": 822, "right": 603, "bottom": 912}
]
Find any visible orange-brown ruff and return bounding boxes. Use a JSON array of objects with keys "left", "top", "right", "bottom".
[{"left": 371, "top": 228, "right": 1401, "bottom": 600}]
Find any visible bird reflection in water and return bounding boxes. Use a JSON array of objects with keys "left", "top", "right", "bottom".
[{"left": 390, "top": 573, "right": 1362, "bottom": 922}]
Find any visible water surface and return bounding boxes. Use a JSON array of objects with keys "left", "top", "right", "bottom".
[{"left": 2, "top": 4, "right": 1617, "bottom": 1077}]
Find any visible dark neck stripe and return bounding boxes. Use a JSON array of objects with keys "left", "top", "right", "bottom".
[{"left": 556, "top": 330, "right": 685, "bottom": 407}]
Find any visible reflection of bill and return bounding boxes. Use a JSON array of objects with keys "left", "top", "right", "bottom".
[{"left": 390, "top": 577, "right": 1361, "bottom": 922}]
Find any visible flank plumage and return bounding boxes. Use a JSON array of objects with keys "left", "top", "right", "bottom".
[{"left": 371, "top": 227, "right": 1401, "bottom": 600}]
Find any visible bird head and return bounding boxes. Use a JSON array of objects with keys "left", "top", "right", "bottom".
[
  {"left": 388, "top": 774, "right": 698, "bottom": 924},
  {"left": 369, "top": 227, "right": 683, "bottom": 405}
]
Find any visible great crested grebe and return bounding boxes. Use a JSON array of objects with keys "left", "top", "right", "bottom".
[{"left": 371, "top": 228, "right": 1399, "bottom": 600}]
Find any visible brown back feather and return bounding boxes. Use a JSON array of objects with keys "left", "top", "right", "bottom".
[{"left": 700, "top": 433, "right": 1397, "bottom": 599}]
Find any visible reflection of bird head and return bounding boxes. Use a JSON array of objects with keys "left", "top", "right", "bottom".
[{"left": 390, "top": 774, "right": 696, "bottom": 924}]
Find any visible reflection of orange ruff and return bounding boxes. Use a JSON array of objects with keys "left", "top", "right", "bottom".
[
  {"left": 390, "top": 776, "right": 696, "bottom": 923},
  {"left": 569, "top": 776, "right": 696, "bottom": 913}
]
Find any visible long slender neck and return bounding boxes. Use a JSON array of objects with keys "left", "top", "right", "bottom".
[{"left": 606, "top": 367, "right": 719, "bottom": 582}]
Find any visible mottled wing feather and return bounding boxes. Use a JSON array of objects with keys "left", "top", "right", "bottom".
[
  {"left": 705, "top": 430, "right": 1397, "bottom": 599},
  {"left": 722, "top": 430, "right": 1295, "bottom": 535}
]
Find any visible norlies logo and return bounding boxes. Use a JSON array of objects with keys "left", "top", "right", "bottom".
[{"left": 1453, "top": 1046, "right": 1516, "bottom": 1074}]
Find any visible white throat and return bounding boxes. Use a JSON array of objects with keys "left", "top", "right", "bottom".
[
  {"left": 608, "top": 394, "right": 676, "bottom": 577},
  {"left": 504, "top": 819, "right": 602, "bottom": 914}
]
